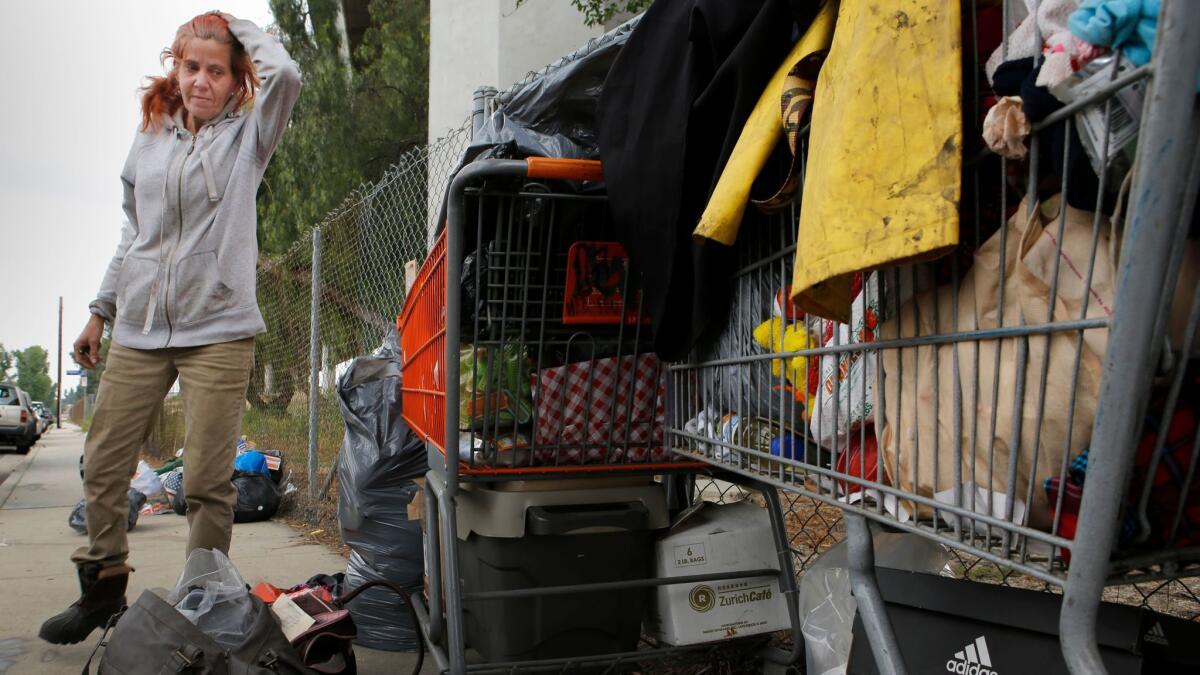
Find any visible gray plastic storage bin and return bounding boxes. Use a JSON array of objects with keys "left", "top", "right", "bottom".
[{"left": 430, "top": 474, "right": 668, "bottom": 662}]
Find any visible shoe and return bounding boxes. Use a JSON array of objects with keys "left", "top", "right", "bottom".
[{"left": 38, "top": 563, "right": 132, "bottom": 645}]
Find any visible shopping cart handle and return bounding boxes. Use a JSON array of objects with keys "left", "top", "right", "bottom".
[{"left": 525, "top": 157, "right": 604, "bottom": 182}]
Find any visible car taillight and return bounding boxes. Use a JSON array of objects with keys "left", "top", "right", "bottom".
[{"left": 20, "top": 411, "right": 28, "bottom": 423}]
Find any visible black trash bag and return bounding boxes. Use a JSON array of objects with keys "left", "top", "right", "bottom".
[
  {"left": 171, "top": 483, "right": 189, "bottom": 515},
  {"left": 68, "top": 499, "right": 86, "bottom": 532},
  {"left": 303, "top": 572, "right": 346, "bottom": 598},
  {"left": 435, "top": 20, "right": 634, "bottom": 231},
  {"left": 127, "top": 489, "right": 147, "bottom": 527},
  {"left": 232, "top": 470, "right": 281, "bottom": 523},
  {"left": 336, "top": 329, "right": 427, "bottom": 651},
  {"left": 68, "top": 489, "right": 146, "bottom": 533},
  {"left": 172, "top": 472, "right": 281, "bottom": 522},
  {"left": 464, "top": 19, "right": 633, "bottom": 165},
  {"left": 461, "top": 247, "right": 492, "bottom": 331},
  {"left": 344, "top": 550, "right": 419, "bottom": 651}
]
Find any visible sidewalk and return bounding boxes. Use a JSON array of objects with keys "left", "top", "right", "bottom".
[{"left": 0, "top": 426, "right": 430, "bottom": 674}]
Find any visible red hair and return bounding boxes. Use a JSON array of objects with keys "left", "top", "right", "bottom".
[{"left": 140, "top": 12, "right": 260, "bottom": 131}]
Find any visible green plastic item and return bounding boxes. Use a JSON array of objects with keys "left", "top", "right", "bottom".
[
  {"left": 154, "top": 457, "right": 184, "bottom": 474},
  {"left": 459, "top": 343, "right": 533, "bottom": 430}
]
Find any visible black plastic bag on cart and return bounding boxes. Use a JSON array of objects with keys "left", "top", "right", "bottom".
[
  {"left": 459, "top": 19, "right": 633, "bottom": 168},
  {"left": 68, "top": 489, "right": 146, "bottom": 533},
  {"left": 435, "top": 20, "right": 634, "bottom": 232},
  {"left": 336, "top": 329, "right": 427, "bottom": 651}
]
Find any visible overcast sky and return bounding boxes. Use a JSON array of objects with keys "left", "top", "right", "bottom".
[{"left": 0, "top": 1, "right": 274, "bottom": 391}]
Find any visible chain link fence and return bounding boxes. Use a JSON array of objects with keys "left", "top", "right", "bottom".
[{"left": 250, "top": 124, "right": 468, "bottom": 502}]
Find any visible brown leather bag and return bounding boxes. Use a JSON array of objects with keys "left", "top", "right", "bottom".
[
  {"left": 290, "top": 579, "right": 423, "bottom": 675},
  {"left": 291, "top": 609, "right": 356, "bottom": 674}
]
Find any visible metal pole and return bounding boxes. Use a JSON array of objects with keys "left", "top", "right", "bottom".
[
  {"left": 307, "top": 228, "right": 323, "bottom": 500},
  {"left": 439, "top": 160, "right": 529, "bottom": 675},
  {"left": 1060, "top": 3, "right": 1200, "bottom": 674},
  {"left": 758, "top": 483, "right": 803, "bottom": 666},
  {"left": 846, "top": 514, "right": 907, "bottom": 675},
  {"left": 56, "top": 296, "right": 62, "bottom": 428},
  {"left": 471, "top": 86, "right": 497, "bottom": 139}
]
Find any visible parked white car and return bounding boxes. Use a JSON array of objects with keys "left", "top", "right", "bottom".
[
  {"left": 0, "top": 384, "right": 37, "bottom": 453},
  {"left": 30, "top": 401, "right": 52, "bottom": 434}
]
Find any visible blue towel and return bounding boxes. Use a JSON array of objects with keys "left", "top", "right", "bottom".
[
  {"left": 234, "top": 450, "right": 270, "bottom": 476},
  {"left": 1070, "top": 0, "right": 1158, "bottom": 66},
  {"left": 1071, "top": 2, "right": 1198, "bottom": 94}
]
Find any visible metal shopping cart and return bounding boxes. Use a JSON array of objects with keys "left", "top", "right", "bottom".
[
  {"left": 667, "top": 3, "right": 1200, "bottom": 674},
  {"left": 399, "top": 157, "right": 806, "bottom": 673}
]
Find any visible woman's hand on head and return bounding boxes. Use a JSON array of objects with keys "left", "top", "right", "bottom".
[{"left": 73, "top": 315, "right": 105, "bottom": 370}]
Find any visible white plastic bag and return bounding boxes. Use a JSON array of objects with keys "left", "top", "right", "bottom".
[
  {"left": 809, "top": 275, "right": 879, "bottom": 450},
  {"left": 130, "top": 460, "right": 163, "bottom": 497},
  {"left": 169, "top": 549, "right": 254, "bottom": 649},
  {"left": 799, "top": 530, "right": 950, "bottom": 675}
]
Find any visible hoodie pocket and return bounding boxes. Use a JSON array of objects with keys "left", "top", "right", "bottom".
[
  {"left": 198, "top": 148, "right": 223, "bottom": 202},
  {"left": 174, "top": 250, "right": 235, "bottom": 325},
  {"left": 115, "top": 256, "right": 160, "bottom": 327}
]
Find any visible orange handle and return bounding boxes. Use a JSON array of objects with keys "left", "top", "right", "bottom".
[{"left": 525, "top": 157, "right": 604, "bottom": 182}]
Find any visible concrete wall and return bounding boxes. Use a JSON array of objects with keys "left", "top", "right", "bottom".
[
  {"left": 428, "top": 0, "right": 604, "bottom": 143},
  {"left": 426, "top": 0, "right": 606, "bottom": 241}
]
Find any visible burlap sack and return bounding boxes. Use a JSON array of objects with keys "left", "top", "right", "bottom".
[{"left": 877, "top": 198, "right": 1113, "bottom": 529}]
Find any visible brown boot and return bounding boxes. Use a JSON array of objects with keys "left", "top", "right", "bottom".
[{"left": 38, "top": 563, "right": 132, "bottom": 645}]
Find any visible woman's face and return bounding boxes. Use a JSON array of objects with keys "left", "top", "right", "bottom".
[{"left": 178, "top": 38, "right": 235, "bottom": 130}]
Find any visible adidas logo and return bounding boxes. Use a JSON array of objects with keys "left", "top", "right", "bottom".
[
  {"left": 1145, "top": 621, "right": 1168, "bottom": 646},
  {"left": 945, "top": 636, "right": 998, "bottom": 675}
]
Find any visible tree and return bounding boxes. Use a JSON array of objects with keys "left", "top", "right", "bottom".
[
  {"left": 248, "top": 0, "right": 430, "bottom": 413},
  {"left": 14, "top": 346, "right": 53, "bottom": 403},
  {"left": 0, "top": 343, "right": 11, "bottom": 381},
  {"left": 516, "top": 0, "right": 651, "bottom": 27},
  {"left": 258, "top": 0, "right": 429, "bottom": 255}
]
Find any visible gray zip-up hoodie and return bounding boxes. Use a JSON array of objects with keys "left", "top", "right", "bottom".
[{"left": 89, "top": 18, "right": 301, "bottom": 349}]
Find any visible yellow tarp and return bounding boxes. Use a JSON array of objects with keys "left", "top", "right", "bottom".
[
  {"left": 792, "top": 0, "right": 962, "bottom": 323},
  {"left": 693, "top": 2, "right": 838, "bottom": 246}
]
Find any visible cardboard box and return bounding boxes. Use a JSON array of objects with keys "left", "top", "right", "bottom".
[
  {"left": 848, "top": 568, "right": 1200, "bottom": 675},
  {"left": 645, "top": 501, "right": 790, "bottom": 645}
]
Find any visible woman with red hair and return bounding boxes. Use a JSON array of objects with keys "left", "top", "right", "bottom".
[{"left": 40, "top": 11, "right": 300, "bottom": 645}]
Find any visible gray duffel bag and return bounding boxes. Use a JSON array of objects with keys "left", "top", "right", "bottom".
[{"left": 84, "top": 589, "right": 310, "bottom": 674}]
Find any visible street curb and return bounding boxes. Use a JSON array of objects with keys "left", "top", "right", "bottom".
[{"left": 0, "top": 441, "right": 42, "bottom": 509}]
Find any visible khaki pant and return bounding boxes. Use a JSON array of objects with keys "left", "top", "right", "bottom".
[{"left": 73, "top": 338, "right": 254, "bottom": 568}]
